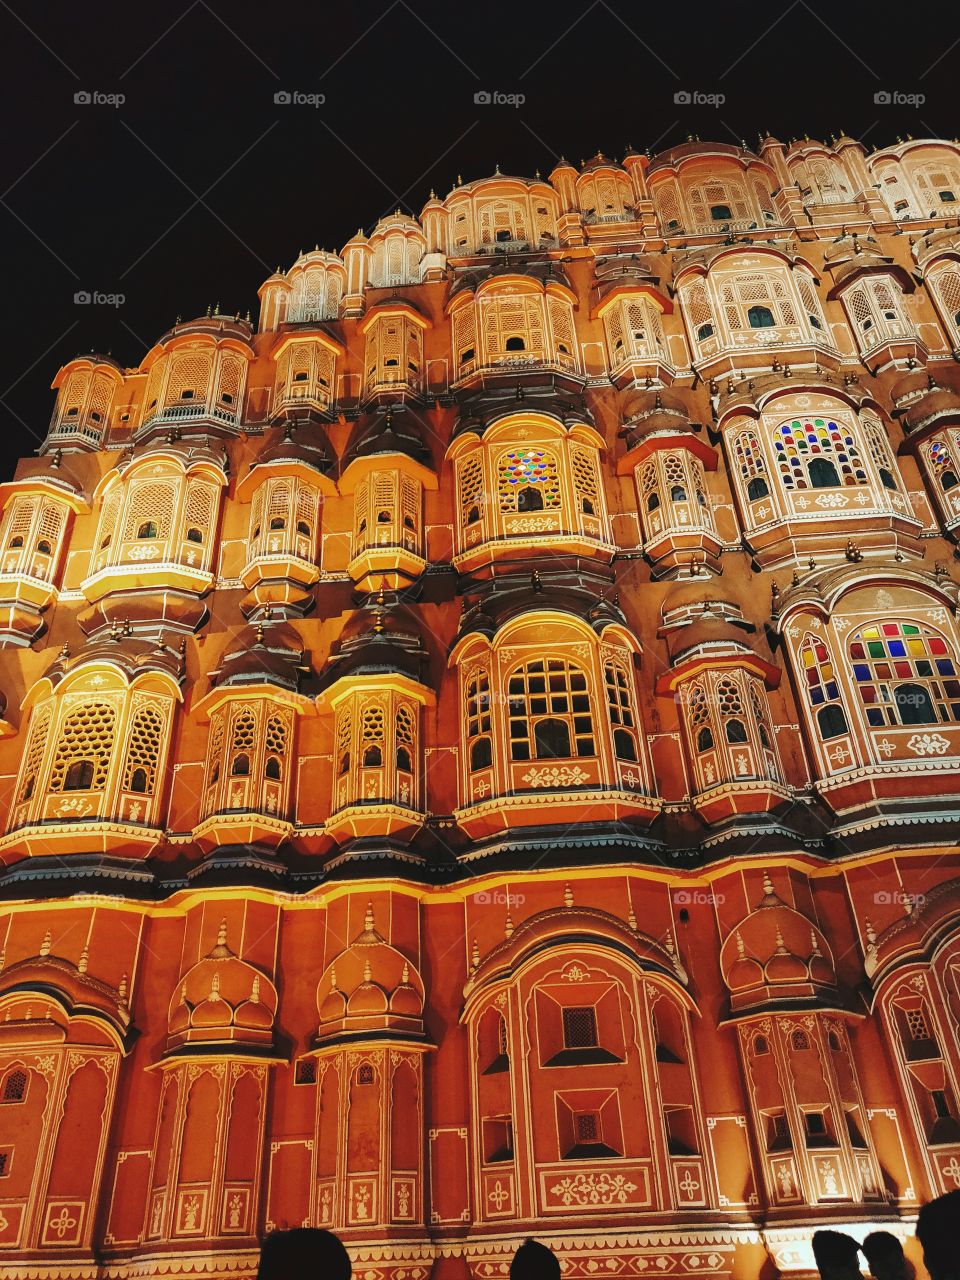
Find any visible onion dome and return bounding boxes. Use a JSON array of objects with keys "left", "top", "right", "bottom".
[
  {"left": 370, "top": 209, "right": 423, "bottom": 235},
  {"left": 549, "top": 156, "right": 578, "bottom": 179},
  {"left": 889, "top": 368, "right": 933, "bottom": 410},
  {"left": 581, "top": 151, "right": 625, "bottom": 174},
  {"left": 115, "top": 435, "right": 229, "bottom": 480},
  {"left": 452, "top": 383, "right": 592, "bottom": 443},
  {"left": 341, "top": 404, "right": 432, "bottom": 473},
  {"left": 719, "top": 873, "right": 838, "bottom": 1011},
  {"left": 342, "top": 227, "right": 369, "bottom": 251},
  {"left": 595, "top": 252, "right": 665, "bottom": 303},
  {"left": 726, "top": 932, "right": 764, "bottom": 991},
  {"left": 619, "top": 388, "right": 702, "bottom": 450},
  {"left": 152, "top": 310, "right": 254, "bottom": 347},
  {"left": 320, "top": 590, "right": 428, "bottom": 687},
  {"left": 165, "top": 918, "right": 278, "bottom": 1055},
  {"left": 657, "top": 584, "right": 766, "bottom": 672},
  {"left": 315, "top": 901, "right": 427, "bottom": 1044},
  {"left": 208, "top": 621, "right": 311, "bottom": 693}
]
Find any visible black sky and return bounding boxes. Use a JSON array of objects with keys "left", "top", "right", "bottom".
[{"left": 0, "top": 0, "right": 956, "bottom": 480}]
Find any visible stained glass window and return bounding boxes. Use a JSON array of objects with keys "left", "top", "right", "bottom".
[
  {"left": 848, "top": 621, "right": 960, "bottom": 728},
  {"left": 733, "top": 429, "right": 770, "bottom": 502},
  {"left": 930, "top": 437, "right": 960, "bottom": 492},
  {"left": 773, "top": 418, "right": 867, "bottom": 490},
  {"left": 497, "top": 449, "right": 561, "bottom": 512}
]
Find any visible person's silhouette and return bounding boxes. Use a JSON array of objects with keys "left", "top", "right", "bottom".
[
  {"left": 862, "top": 1231, "right": 908, "bottom": 1280},
  {"left": 510, "top": 1238, "right": 561, "bottom": 1280},
  {"left": 812, "top": 1229, "right": 863, "bottom": 1280},
  {"left": 256, "top": 1227, "right": 351, "bottom": 1280},
  {"left": 917, "top": 1189, "right": 960, "bottom": 1280}
]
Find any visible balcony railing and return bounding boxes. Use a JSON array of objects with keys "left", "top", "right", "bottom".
[{"left": 139, "top": 401, "right": 238, "bottom": 432}]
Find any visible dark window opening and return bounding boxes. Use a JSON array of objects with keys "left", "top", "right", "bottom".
[{"left": 64, "top": 760, "right": 94, "bottom": 791}]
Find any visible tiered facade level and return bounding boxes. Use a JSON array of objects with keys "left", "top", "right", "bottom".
[{"left": 4, "top": 135, "right": 960, "bottom": 1279}]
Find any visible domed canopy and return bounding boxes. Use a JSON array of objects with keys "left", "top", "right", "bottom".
[
  {"left": 719, "top": 874, "right": 838, "bottom": 1013},
  {"left": 320, "top": 591, "right": 428, "bottom": 688},
  {"left": 209, "top": 621, "right": 311, "bottom": 694},
  {"left": 315, "top": 901, "right": 428, "bottom": 1045},
  {"left": 340, "top": 405, "right": 433, "bottom": 475},
  {"left": 166, "top": 919, "right": 278, "bottom": 1055}
]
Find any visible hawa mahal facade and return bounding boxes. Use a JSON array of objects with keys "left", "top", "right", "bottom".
[{"left": 3, "top": 134, "right": 960, "bottom": 1279}]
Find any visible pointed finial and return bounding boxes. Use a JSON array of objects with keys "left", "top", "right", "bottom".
[
  {"left": 774, "top": 927, "right": 788, "bottom": 953},
  {"left": 78, "top": 944, "right": 89, "bottom": 974},
  {"left": 763, "top": 870, "right": 775, "bottom": 898},
  {"left": 736, "top": 931, "right": 746, "bottom": 957},
  {"left": 531, "top": 569, "right": 542, "bottom": 593},
  {"left": 329, "top": 964, "right": 337, "bottom": 989},
  {"left": 365, "top": 900, "right": 375, "bottom": 934},
  {"left": 471, "top": 938, "right": 480, "bottom": 971},
  {"left": 563, "top": 883, "right": 574, "bottom": 908},
  {"left": 118, "top": 973, "right": 129, "bottom": 1006},
  {"left": 864, "top": 917, "right": 877, "bottom": 947},
  {"left": 217, "top": 918, "right": 228, "bottom": 948},
  {"left": 363, "top": 959, "right": 372, "bottom": 983},
  {"left": 39, "top": 929, "right": 52, "bottom": 957},
  {"left": 504, "top": 908, "right": 514, "bottom": 939},
  {"left": 628, "top": 902, "right": 638, "bottom": 931},
  {"left": 810, "top": 929, "right": 822, "bottom": 957},
  {"left": 251, "top": 975, "right": 261, "bottom": 1002},
  {"left": 210, "top": 971, "right": 221, "bottom": 999},
  {"left": 664, "top": 929, "right": 676, "bottom": 956},
  {"left": 401, "top": 961, "right": 410, "bottom": 984}
]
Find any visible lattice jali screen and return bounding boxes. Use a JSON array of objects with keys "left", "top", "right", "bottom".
[
  {"left": 121, "top": 697, "right": 168, "bottom": 797},
  {"left": 164, "top": 353, "right": 213, "bottom": 406},
  {"left": 48, "top": 700, "right": 118, "bottom": 793}
]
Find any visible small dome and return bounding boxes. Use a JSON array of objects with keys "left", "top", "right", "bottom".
[
  {"left": 390, "top": 966, "right": 423, "bottom": 1017},
  {"left": 169, "top": 988, "right": 191, "bottom": 1034},
  {"left": 320, "top": 981, "right": 347, "bottom": 1023},
  {"left": 726, "top": 935, "right": 764, "bottom": 991},
  {"left": 191, "top": 976, "right": 233, "bottom": 1028},
  {"left": 764, "top": 933, "right": 809, "bottom": 983},
  {"left": 347, "top": 976, "right": 389, "bottom": 1016}
]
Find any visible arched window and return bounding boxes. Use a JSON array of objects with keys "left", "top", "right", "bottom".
[
  {"left": 137, "top": 520, "right": 158, "bottom": 539},
  {"left": 232, "top": 753, "right": 250, "bottom": 776},
  {"left": 817, "top": 704, "right": 848, "bottom": 741},
  {"left": 732, "top": 429, "right": 770, "bottom": 503},
  {"left": 748, "top": 305, "right": 775, "bottom": 329},
  {"left": 363, "top": 744, "right": 383, "bottom": 767},
  {"left": 265, "top": 756, "right": 281, "bottom": 780},
  {"left": 64, "top": 759, "right": 95, "bottom": 790},
  {"left": 773, "top": 417, "right": 866, "bottom": 490},
  {"left": 1, "top": 1069, "right": 27, "bottom": 1103},
  {"left": 848, "top": 620, "right": 960, "bottom": 728},
  {"left": 49, "top": 702, "right": 116, "bottom": 793},
  {"left": 466, "top": 669, "right": 492, "bottom": 772},
  {"left": 497, "top": 449, "right": 561, "bottom": 513},
  {"left": 507, "top": 658, "right": 595, "bottom": 762},
  {"left": 725, "top": 718, "right": 748, "bottom": 744},
  {"left": 605, "top": 659, "right": 639, "bottom": 763},
  {"left": 929, "top": 435, "right": 960, "bottom": 497}
]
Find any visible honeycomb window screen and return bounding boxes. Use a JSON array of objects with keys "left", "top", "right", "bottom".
[
  {"left": 906, "top": 1007, "right": 933, "bottom": 1040},
  {"left": 931, "top": 267, "right": 960, "bottom": 335},
  {"left": 506, "top": 658, "right": 595, "bottom": 762},
  {"left": 546, "top": 296, "right": 577, "bottom": 368},
  {"left": 360, "top": 702, "right": 386, "bottom": 769},
  {"left": 165, "top": 353, "right": 213, "bottom": 406},
  {"left": 203, "top": 713, "right": 226, "bottom": 813},
  {"left": 16, "top": 705, "right": 51, "bottom": 808},
  {"left": 49, "top": 701, "right": 117, "bottom": 793},
  {"left": 795, "top": 273, "right": 829, "bottom": 333},
  {"left": 183, "top": 481, "right": 217, "bottom": 550},
  {"left": 336, "top": 706, "right": 352, "bottom": 778},
  {"left": 453, "top": 307, "right": 477, "bottom": 370},
  {"left": 395, "top": 702, "right": 416, "bottom": 773},
  {"left": 122, "top": 699, "right": 166, "bottom": 795},
  {"left": 458, "top": 454, "right": 485, "bottom": 527},
  {"left": 1, "top": 1069, "right": 27, "bottom": 1103},
  {"left": 123, "top": 481, "right": 177, "bottom": 541},
  {"left": 772, "top": 417, "right": 867, "bottom": 490},
  {"left": 848, "top": 620, "right": 960, "bottom": 729},
  {"left": 861, "top": 415, "right": 901, "bottom": 490},
  {"left": 215, "top": 353, "right": 243, "bottom": 409},
  {"left": 570, "top": 445, "right": 600, "bottom": 515},
  {"left": 496, "top": 448, "right": 561, "bottom": 513},
  {"left": 655, "top": 184, "right": 683, "bottom": 233},
  {"left": 680, "top": 280, "right": 716, "bottom": 346},
  {"left": 562, "top": 1005, "right": 599, "bottom": 1049}
]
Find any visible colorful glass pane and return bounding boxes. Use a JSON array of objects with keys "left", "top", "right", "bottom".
[{"left": 847, "top": 619, "right": 960, "bottom": 728}]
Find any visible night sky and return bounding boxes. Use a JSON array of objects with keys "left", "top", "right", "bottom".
[{"left": 0, "top": 0, "right": 956, "bottom": 480}]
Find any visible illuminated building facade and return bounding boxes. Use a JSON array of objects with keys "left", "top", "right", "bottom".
[{"left": 2, "top": 135, "right": 960, "bottom": 1278}]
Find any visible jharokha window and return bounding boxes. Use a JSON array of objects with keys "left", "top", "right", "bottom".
[
  {"left": 774, "top": 418, "right": 867, "bottom": 490},
  {"left": 506, "top": 658, "right": 595, "bottom": 762},
  {"left": 497, "top": 448, "right": 562, "bottom": 513},
  {"left": 799, "top": 634, "right": 849, "bottom": 742},
  {"left": 848, "top": 621, "right": 960, "bottom": 728}
]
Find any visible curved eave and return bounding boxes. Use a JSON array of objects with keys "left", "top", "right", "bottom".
[
  {"left": 237, "top": 459, "right": 337, "bottom": 501},
  {"left": 270, "top": 328, "right": 346, "bottom": 360},
  {"left": 655, "top": 650, "right": 781, "bottom": 695},
  {"left": 339, "top": 452, "right": 437, "bottom": 492},
  {"left": 827, "top": 261, "right": 915, "bottom": 300},
  {"left": 0, "top": 477, "right": 88, "bottom": 514},
  {"left": 359, "top": 301, "right": 432, "bottom": 333},
  {"left": 193, "top": 684, "right": 315, "bottom": 720},
  {"left": 617, "top": 432, "right": 717, "bottom": 473},
  {"left": 316, "top": 670, "right": 435, "bottom": 710},
  {"left": 593, "top": 282, "right": 674, "bottom": 321}
]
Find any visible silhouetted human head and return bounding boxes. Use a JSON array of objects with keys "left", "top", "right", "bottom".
[
  {"left": 917, "top": 1190, "right": 960, "bottom": 1280},
  {"left": 812, "top": 1230, "right": 863, "bottom": 1280},
  {"left": 257, "top": 1227, "right": 351, "bottom": 1280},
  {"left": 511, "top": 1238, "right": 561, "bottom": 1280},
  {"left": 862, "top": 1231, "right": 907, "bottom": 1280}
]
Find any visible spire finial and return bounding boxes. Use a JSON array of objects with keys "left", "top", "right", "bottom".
[
  {"left": 251, "top": 975, "right": 261, "bottom": 1002},
  {"left": 504, "top": 907, "right": 514, "bottom": 938},
  {"left": 365, "top": 900, "right": 375, "bottom": 934},
  {"left": 471, "top": 938, "right": 480, "bottom": 972},
  {"left": 78, "top": 944, "right": 89, "bottom": 974},
  {"left": 363, "top": 959, "right": 372, "bottom": 983},
  {"left": 563, "top": 883, "right": 574, "bottom": 908},
  {"left": 217, "top": 918, "right": 227, "bottom": 948},
  {"left": 736, "top": 931, "right": 745, "bottom": 957},
  {"left": 39, "top": 929, "right": 52, "bottom": 957}
]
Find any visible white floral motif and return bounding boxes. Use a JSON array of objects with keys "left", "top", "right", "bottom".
[
  {"left": 548, "top": 1171, "right": 638, "bottom": 1206},
  {"left": 906, "top": 733, "right": 951, "bottom": 756},
  {"left": 815, "top": 493, "right": 847, "bottom": 509},
  {"left": 521, "top": 765, "right": 590, "bottom": 787}
]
